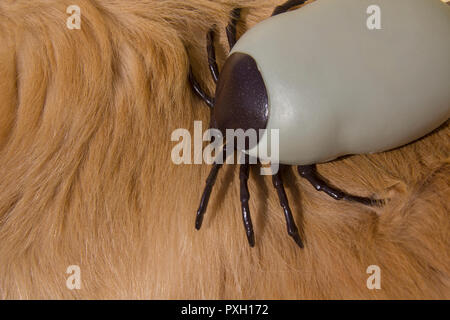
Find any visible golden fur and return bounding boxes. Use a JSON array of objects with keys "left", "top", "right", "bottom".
[{"left": 0, "top": 0, "right": 448, "bottom": 299}]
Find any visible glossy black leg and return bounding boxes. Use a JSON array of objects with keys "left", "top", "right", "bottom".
[
  {"left": 272, "top": 166, "right": 304, "bottom": 248},
  {"left": 206, "top": 29, "right": 220, "bottom": 83},
  {"left": 188, "top": 67, "right": 214, "bottom": 108},
  {"left": 188, "top": 26, "right": 220, "bottom": 107},
  {"left": 297, "top": 165, "right": 382, "bottom": 206},
  {"left": 189, "top": 7, "right": 242, "bottom": 106},
  {"left": 239, "top": 162, "right": 255, "bottom": 247},
  {"left": 195, "top": 146, "right": 227, "bottom": 229},
  {"left": 272, "top": 0, "right": 307, "bottom": 16},
  {"left": 226, "top": 8, "right": 241, "bottom": 50}
]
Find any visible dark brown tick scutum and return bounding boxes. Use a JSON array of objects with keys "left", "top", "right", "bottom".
[{"left": 214, "top": 52, "right": 269, "bottom": 148}]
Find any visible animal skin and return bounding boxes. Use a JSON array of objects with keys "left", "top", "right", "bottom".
[{"left": 0, "top": 0, "right": 448, "bottom": 299}]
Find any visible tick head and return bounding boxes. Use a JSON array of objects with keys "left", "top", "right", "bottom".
[{"left": 213, "top": 52, "right": 269, "bottom": 150}]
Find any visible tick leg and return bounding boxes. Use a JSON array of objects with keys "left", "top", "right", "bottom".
[
  {"left": 188, "top": 67, "right": 214, "bottom": 108},
  {"left": 188, "top": 27, "right": 220, "bottom": 107},
  {"left": 272, "top": 166, "right": 304, "bottom": 248},
  {"left": 190, "top": 7, "right": 241, "bottom": 105},
  {"left": 297, "top": 165, "right": 382, "bottom": 206},
  {"left": 195, "top": 146, "right": 227, "bottom": 229},
  {"left": 226, "top": 8, "right": 241, "bottom": 50},
  {"left": 206, "top": 29, "right": 220, "bottom": 83},
  {"left": 272, "top": 0, "right": 307, "bottom": 16},
  {"left": 239, "top": 162, "right": 255, "bottom": 247}
]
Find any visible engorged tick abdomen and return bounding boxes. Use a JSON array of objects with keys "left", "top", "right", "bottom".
[{"left": 230, "top": 0, "right": 450, "bottom": 165}]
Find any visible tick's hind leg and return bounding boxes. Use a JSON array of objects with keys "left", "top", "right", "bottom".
[
  {"left": 195, "top": 146, "right": 228, "bottom": 229},
  {"left": 297, "top": 165, "right": 382, "bottom": 206},
  {"left": 272, "top": 166, "right": 304, "bottom": 248},
  {"left": 239, "top": 162, "right": 255, "bottom": 247},
  {"left": 196, "top": 162, "right": 222, "bottom": 229}
]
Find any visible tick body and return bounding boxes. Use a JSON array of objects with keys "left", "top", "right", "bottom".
[
  {"left": 230, "top": 0, "right": 450, "bottom": 164},
  {"left": 188, "top": 0, "right": 450, "bottom": 248}
]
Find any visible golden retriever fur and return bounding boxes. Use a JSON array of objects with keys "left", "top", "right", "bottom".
[{"left": 0, "top": 0, "right": 448, "bottom": 299}]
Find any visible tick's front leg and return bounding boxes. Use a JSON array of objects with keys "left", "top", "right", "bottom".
[
  {"left": 272, "top": 0, "right": 307, "bottom": 17},
  {"left": 226, "top": 8, "right": 241, "bottom": 50}
]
